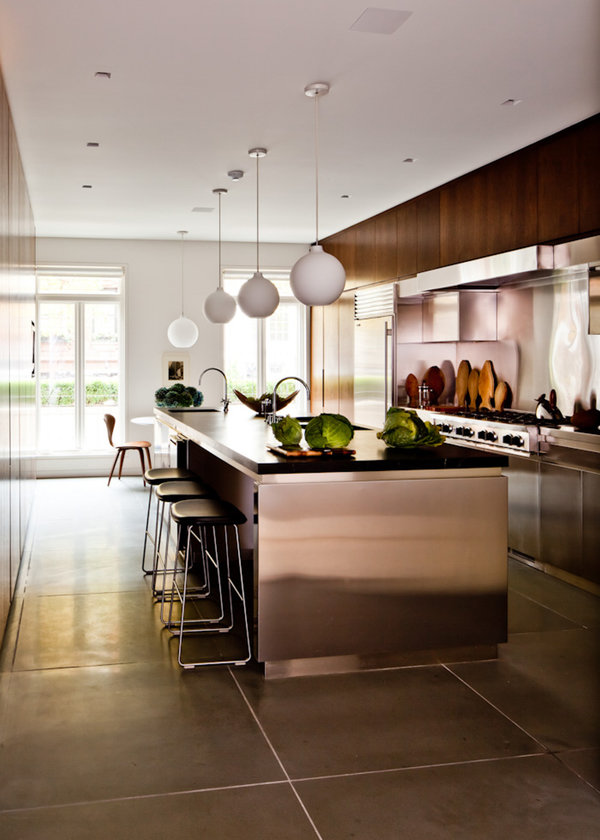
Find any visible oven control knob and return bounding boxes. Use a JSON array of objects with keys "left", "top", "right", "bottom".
[
  {"left": 502, "top": 434, "right": 513, "bottom": 445},
  {"left": 442, "top": 423, "right": 452, "bottom": 433},
  {"left": 456, "top": 426, "right": 464, "bottom": 436},
  {"left": 513, "top": 436, "right": 524, "bottom": 448},
  {"left": 463, "top": 427, "right": 474, "bottom": 438},
  {"left": 477, "top": 430, "right": 486, "bottom": 440},
  {"left": 485, "top": 431, "right": 498, "bottom": 442}
]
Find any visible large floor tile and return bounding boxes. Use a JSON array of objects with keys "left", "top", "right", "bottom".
[
  {"left": 508, "top": 559, "right": 600, "bottom": 630},
  {"left": 24, "top": 545, "right": 149, "bottom": 595},
  {"left": 233, "top": 665, "right": 542, "bottom": 779},
  {"left": 0, "top": 662, "right": 285, "bottom": 810},
  {"left": 451, "top": 628, "right": 600, "bottom": 751},
  {"left": 296, "top": 754, "right": 600, "bottom": 840},
  {"left": 557, "top": 748, "right": 600, "bottom": 793},
  {"left": 508, "top": 589, "right": 579, "bottom": 634},
  {"left": 0, "top": 782, "right": 321, "bottom": 840},
  {"left": 11, "top": 590, "right": 169, "bottom": 670}
]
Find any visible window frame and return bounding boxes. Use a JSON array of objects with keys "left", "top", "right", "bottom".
[{"left": 35, "top": 264, "right": 126, "bottom": 455}]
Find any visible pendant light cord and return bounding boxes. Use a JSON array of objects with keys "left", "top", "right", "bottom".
[
  {"left": 314, "top": 92, "right": 320, "bottom": 245},
  {"left": 218, "top": 192, "right": 223, "bottom": 289},
  {"left": 179, "top": 231, "right": 185, "bottom": 316},
  {"left": 256, "top": 153, "right": 260, "bottom": 271}
]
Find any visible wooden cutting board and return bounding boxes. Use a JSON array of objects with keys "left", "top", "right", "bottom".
[
  {"left": 406, "top": 373, "right": 419, "bottom": 408},
  {"left": 494, "top": 381, "right": 510, "bottom": 412},
  {"left": 467, "top": 369, "right": 480, "bottom": 409},
  {"left": 268, "top": 446, "right": 356, "bottom": 459},
  {"left": 456, "top": 360, "right": 471, "bottom": 407},
  {"left": 479, "top": 360, "right": 497, "bottom": 410},
  {"left": 424, "top": 366, "right": 445, "bottom": 405}
]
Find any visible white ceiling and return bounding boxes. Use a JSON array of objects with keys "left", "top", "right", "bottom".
[{"left": 0, "top": 0, "right": 599, "bottom": 244}]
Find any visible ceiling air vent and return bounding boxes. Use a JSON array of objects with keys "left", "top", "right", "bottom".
[{"left": 354, "top": 284, "right": 396, "bottom": 320}]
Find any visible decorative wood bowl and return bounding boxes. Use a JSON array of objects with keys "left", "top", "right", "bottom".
[{"left": 233, "top": 389, "right": 299, "bottom": 416}]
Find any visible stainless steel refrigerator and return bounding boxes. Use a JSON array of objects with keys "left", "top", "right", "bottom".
[{"left": 353, "top": 284, "right": 397, "bottom": 428}]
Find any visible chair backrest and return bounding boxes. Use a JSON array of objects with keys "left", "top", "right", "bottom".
[{"left": 104, "top": 414, "right": 116, "bottom": 447}]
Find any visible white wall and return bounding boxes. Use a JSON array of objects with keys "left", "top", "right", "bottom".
[{"left": 36, "top": 236, "right": 306, "bottom": 472}]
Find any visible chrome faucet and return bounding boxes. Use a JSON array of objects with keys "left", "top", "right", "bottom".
[
  {"left": 267, "top": 376, "right": 310, "bottom": 424},
  {"left": 199, "top": 367, "right": 229, "bottom": 412}
]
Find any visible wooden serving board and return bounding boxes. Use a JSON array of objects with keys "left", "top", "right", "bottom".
[
  {"left": 268, "top": 446, "right": 356, "bottom": 459},
  {"left": 456, "top": 360, "right": 471, "bottom": 407},
  {"left": 467, "top": 368, "right": 480, "bottom": 408},
  {"left": 479, "top": 360, "right": 497, "bottom": 410},
  {"left": 424, "top": 366, "right": 445, "bottom": 405},
  {"left": 405, "top": 373, "right": 419, "bottom": 407}
]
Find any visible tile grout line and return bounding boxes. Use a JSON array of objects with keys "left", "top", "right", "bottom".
[
  {"left": 509, "top": 586, "right": 594, "bottom": 629},
  {"left": 227, "top": 667, "right": 326, "bottom": 840},
  {"left": 441, "top": 662, "right": 551, "bottom": 754}
]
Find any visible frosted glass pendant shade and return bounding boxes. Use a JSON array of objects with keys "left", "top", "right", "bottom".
[
  {"left": 290, "top": 245, "right": 346, "bottom": 306},
  {"left": 167, "top": 316, "right": 199, "bottom": 348},
  {"left": 237, "top": 271, "right": 280, "bottom": 318},
  {"left": 203, "top": 287, "right": 236, "bottom": 324}
]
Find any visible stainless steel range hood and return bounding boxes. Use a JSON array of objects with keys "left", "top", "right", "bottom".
[{"left": 398, "top": 235, "right": 600, "bottom": 296}]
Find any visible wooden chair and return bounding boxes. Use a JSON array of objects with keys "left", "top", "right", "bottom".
[{"left": 104, "top": 413, "right": 152, "bottom": 486}]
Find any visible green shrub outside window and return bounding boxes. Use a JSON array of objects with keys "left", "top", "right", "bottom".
[{"left": 40, "top": 381, "right": 119, "bottom": 406}]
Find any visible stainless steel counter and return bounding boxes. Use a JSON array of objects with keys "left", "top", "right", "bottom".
[{"left": 155, "top": 407, "right": 509, "bottom": 677}]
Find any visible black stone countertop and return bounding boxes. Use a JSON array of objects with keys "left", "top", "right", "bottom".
[{"left": 155, "top": 406, "right": 508, "bottom": 477}]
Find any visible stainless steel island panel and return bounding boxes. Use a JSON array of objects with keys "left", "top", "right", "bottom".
[{"left": 257, "top": 474, "right": 507, "bottom": 666}]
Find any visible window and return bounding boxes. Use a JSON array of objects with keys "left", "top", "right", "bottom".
[
  {"left": 36, "top": 266, "right": 124, "bottom": 454},
  {"left": 223, "top": 271, "right": 309, "bottom": 411}
]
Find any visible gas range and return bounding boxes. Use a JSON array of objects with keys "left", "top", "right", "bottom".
[{"left": 415, "top": 408, "right": 561, "bottom": 456}]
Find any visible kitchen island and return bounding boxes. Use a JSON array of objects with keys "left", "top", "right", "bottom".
[{"left": 155, "top": 406, "right": 509, "bottom": 677}]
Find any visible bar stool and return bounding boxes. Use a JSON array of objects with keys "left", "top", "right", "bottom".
[
  {"left": 152, "top": 480, "right": 215, "bottom": 599},
  {"left": 142, "top": 467, "right": 195, "bottom": 575},
  {"left": 166, "top": 498, "right": 251, "bottom": 669}
]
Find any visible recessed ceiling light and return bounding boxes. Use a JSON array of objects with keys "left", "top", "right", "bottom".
[
  {"left": 501, "top": 98, "right": 523, "bottom": 106},
  {"left": 94, "top": 71, "right": 112, "bottom": 80},
  {"left": 403, "top": 157, "right": 417, "bottom": 164},
  {"left": 86, "top": 142, "right": 100, "bottom": 148},
  {"left": 341, "top": 194, "right": 351, "bottom": 199},
  {"left": 350, "top": 8, "right": 412, "bottom": 34},
  {"left": 191, "top": 207, "right": 214, "bottom": 213},
  {"left": 82, "top": 184, "right": 92, "bottom": 189}
]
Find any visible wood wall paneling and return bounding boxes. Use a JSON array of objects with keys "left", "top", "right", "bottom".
[{"left": 0, "top": 64, "right": 36, "bottom": 641}]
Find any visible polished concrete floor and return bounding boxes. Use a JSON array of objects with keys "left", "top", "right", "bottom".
[{"left": 0, "top": 476, "right": 599, "bottom": 839}]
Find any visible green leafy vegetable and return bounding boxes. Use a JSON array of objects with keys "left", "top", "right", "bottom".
[
  {"left": 271, "top": 415, "right": 303, "bottom": 446},
  {"left": 304, "top": 413, "right": 354, "bottom": 449},
  {"left": 377, "top": 407, "right": 444, "bottom": 448},
  {"left": 155, "top": 384, "right": 203, "bottom": 408}
]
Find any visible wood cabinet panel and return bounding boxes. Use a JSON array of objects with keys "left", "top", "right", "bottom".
[
  {"left": 537, "top": 131, "right": 578, "bottom": 243},
  {"left": 440, "top": 172, "right": 486, "bottom": 265},
  {"left": 577, "top": 116, "right": 600, "bottom": 235},
  {"left": 417, "top": 191, "right": 440, "bottom": 272},
  {"left": 396, "top": 200, "right": 417, "bottom": 278},
  {"left": 375, "top": 208, "right": 397, "bottom": 282},
  {"left": 484, "top": 147, "right": 537, "bottom": 254},
  {"left": 354, "top": 217, "right": 376, "bottom": 285}
]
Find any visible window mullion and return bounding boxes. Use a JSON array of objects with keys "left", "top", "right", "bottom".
[{"left": 76, "top": 302, "right": 85, "bottom": 448}]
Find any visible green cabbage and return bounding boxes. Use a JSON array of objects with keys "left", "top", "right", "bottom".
[
  {"left": 304, "top": 413, "right": 354, "bottom": 449},
  {"left": 377, "top": 407, "right": 444, "bottom": 448},
  {"left": 271, "top": 415, "right": 303, "bottom": 446}
]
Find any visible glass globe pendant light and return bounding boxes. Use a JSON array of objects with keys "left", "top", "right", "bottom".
[
  {"left": 290, "top": 82, "right": 346, "bottom": 306},
  {"left": 167, "top": 230, "right": 199, "bottom": 347},
  {"left": 237, "top": 148, "right": 280, "bottom": 318},
  {"left": 203, "top": 188, "right": 236, "bottom": 323}
]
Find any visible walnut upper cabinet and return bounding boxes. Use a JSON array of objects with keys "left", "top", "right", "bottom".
[
  {"left": 396, "top": 201, "right": 417, "bottom": 279},
  {"left": 374, "top": 207, "right": 398, "bottom": 282},
  {"left": 416, "top": 191, "right": 440, "bottom": 272},
  {"left": 577, "top": 116, "right": 600, "bottom": 236},
  {"left": 537, "top": 130, "right": 579, "bottom": 243}
]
